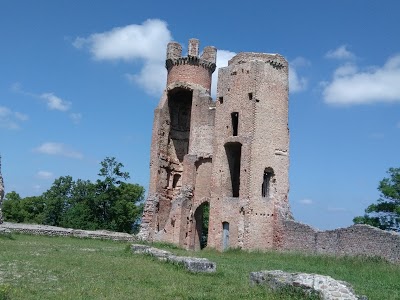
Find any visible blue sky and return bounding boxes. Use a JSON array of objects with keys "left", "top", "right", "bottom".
[{"left": 1, "top": 1, "right": 399, "bottom": 230}]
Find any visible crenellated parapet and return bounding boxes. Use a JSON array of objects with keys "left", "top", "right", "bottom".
[
  {"left": 165, "top": 56, "right": 216, "bottom": 73},
  {"left": 165, "top": 39, "right": 217, "bottom": 91},
  {"left": 166, "top": 39, "right": 217, "bottom": 72}
]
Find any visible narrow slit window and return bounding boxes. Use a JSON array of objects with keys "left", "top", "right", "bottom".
[
  {"left": 231, "top": 112, "right": 239, "bottom": 136},
  {"left": 248, "top": 93, "right": 253, "bottom": 100}
]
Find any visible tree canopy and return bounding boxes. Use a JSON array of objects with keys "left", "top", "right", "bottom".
[
  {"left": 2, "top": 157, "right": 144, "bottom": 233},
  {"left": 353, "top": 167, "right": 400, "bottom": 232}
]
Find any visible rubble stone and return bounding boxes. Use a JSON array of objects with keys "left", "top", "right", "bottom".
[
  {"left": 250, "top": 270, "right": 367, "bottom": 300},
  {"left": 131, "top": 244, "right": 216, "bottom": 273}
]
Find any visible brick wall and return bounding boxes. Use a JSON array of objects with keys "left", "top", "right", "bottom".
[{"left": 281, "top": 220, "right": 400, "bottom": 263}]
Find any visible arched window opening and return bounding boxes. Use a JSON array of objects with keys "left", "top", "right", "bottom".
[
  {"left": 225, "top": 142, "right": 242, "bottom": 197},
  {"left": 262, "top": 168, "right": 274, "bottom": 198},
  {"left": 222, "top": 222, "right": 230, "bottom": 251},
  {"left": 172, "top": 174, "right": 181, "bottom": 188},
  {"left": 231, "top": 112, "right": 239, "bottom": 136},
  {"left": 168, "top": 88, "right": 193, "bottom": 163}
]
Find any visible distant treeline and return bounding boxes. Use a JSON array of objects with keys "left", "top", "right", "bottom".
[{"left": 2, "top": 157, "right": 144, "bottom": 233}]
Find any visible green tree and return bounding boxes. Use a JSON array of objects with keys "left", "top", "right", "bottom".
[
  {"left": 60, "top": 179, "right": 98, "bottom": 230},
  {"left": 94, "top": 157, "right": 144, "bottom": 233},
  {"left": 42, "top": 176, "right": 74, "bottom": 226},
  {"left": 19, "top": 196, "right": 45, "bottom": 224},
  {"left": 3, "top": 192, "right": 45, "bottom": 223},
  {"left": 3, "top": 157, "right": 144, "bottom": 233},
  {"left": 2, "top": 191, "right": 23, "bottom": 222},
  {"left": 354, "top": 167, "right": 400, "bottom": 231},
  {"left": 98, "top": 156, "right": 130, "bottom": 187},
  {"left": 111, "top": 182, "right": 144, "bottom": 232}
]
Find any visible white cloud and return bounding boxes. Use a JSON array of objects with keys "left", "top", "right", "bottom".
[
  {"left": 289, "top": 57, "right": 310, "bottom": 93},
  {"left": 0, "top": 106, "right": 28, "bottom": 130},
  {"left": 12, "top": 83, "right": 78, "bottom": 118},
  {"left": 70, "top": 113, "right": 82, "bottom": 124},
  {"left": 332, "top": 63, "right": 358, "bottom": 77},
  {"left": 212, "top": 50, "right": 236, "bottom": 98},
  {"left": 34, "top": 142, "right": 83, "bottom": 159},
  {"left": 291, "top": 57, "right": 311, "bottom": 68},
  {"left": 74, "top": 19, "right": 172, "bottom": 97},
  {"left": 73, "top": 19, "right": 171, "bottom": 62},
  {"left": 325, "top": 45, "right": 355, "bottom": 60},
  {"left": 14, "top": 112, "right": 29, "bottom": 121},
  {"left": 125, "top": 62, "right": 167, "bottom": 97},
  {"left": 289, "top": 67, "right": 308, "bottom": 93},
  {"left": 299, "top": 199, "right": 313, "bottom": 205},
  {"left": 323, "top": 54, "right": 400, "bottom": 105},
  {"left": 40, "top": 93, "right": 71, "bottom": 111},
  {"left": 36, "top": 171, "right": 53, "bottom": 179}
]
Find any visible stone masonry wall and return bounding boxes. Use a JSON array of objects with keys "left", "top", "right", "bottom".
[
  {"left": 207, "top": 53, "right": 290, "bottom": 251},
  {"left": 281, "top": 220, "right": 400, "bottom": 263},
  {"left": 0, "top": 222, "right": 136, "bottom": 241}
]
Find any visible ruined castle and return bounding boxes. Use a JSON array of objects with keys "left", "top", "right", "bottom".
[{"left": 139, "top": 39, "right": 292, "bottom": 251}]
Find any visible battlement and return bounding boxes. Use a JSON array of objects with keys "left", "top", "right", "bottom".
[
  {"left": 165, "top": 39, "right": 217, "bottom": 73},
  {"left": 165, "top": 39, "right": 217, "bottom": 91},
  {"left": 228, "top": 52, "right": 288, "bottom": 70}
]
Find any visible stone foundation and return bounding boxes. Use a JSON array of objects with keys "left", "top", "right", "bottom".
[{"left": 0, "top": 222, "right": 136, "bottom": 242}]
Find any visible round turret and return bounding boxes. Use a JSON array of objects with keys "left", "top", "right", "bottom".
[{"left": 165, "top": 39, "right": 217, "bottom": 91}]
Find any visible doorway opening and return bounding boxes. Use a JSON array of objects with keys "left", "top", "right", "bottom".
[{"left": 194, "top": 202, "right": 210, "bottom": 250}]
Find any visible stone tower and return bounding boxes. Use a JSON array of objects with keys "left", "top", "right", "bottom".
[
  {"left": 207, "top": 53, "right": 291, "bottom": 251},
  {"left": 139, "top": 39, "right": 291, "bottom": 251},
  {"left": 0, "top": 155, "right": 4, "bottom": 224}
]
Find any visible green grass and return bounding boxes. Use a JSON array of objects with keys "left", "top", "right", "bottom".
[{"left": 0, "top": 234, "right": 399, "bottom": 299}]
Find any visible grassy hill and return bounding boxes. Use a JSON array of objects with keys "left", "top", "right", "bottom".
[{"left": 0, "top": 233, "right": 399, "bottom": 299}]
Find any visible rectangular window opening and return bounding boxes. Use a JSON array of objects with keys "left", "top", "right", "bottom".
[
  {"left": 231, "top": 112, "right": 239, "bottom": 136},
  {"left": 262, "top": 168, "right": 274, "bottom": 198},
  {"left": 225, "top": 142, "right": 242, "bottom": 198},
  {"left": 218, "top": 97, "right": 224, "bottom": 104},
  {"left": 248, "top": 93, "right": 253, "bottom": 100}
]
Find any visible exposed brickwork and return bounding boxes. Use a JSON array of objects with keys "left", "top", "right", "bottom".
[
  {"left": 138, "top": 38, "right": 400, "bottom": 264},
  {"left": 139, "top": 39, "right": 291, "bottom": 251}
]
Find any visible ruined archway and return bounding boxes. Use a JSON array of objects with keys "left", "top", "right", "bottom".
[
  {"left": 168, "top": 88, "right": 193, "bottom": 163},
  {"left": 193, "top": 201, "right": 210, "bottom": 250}
]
